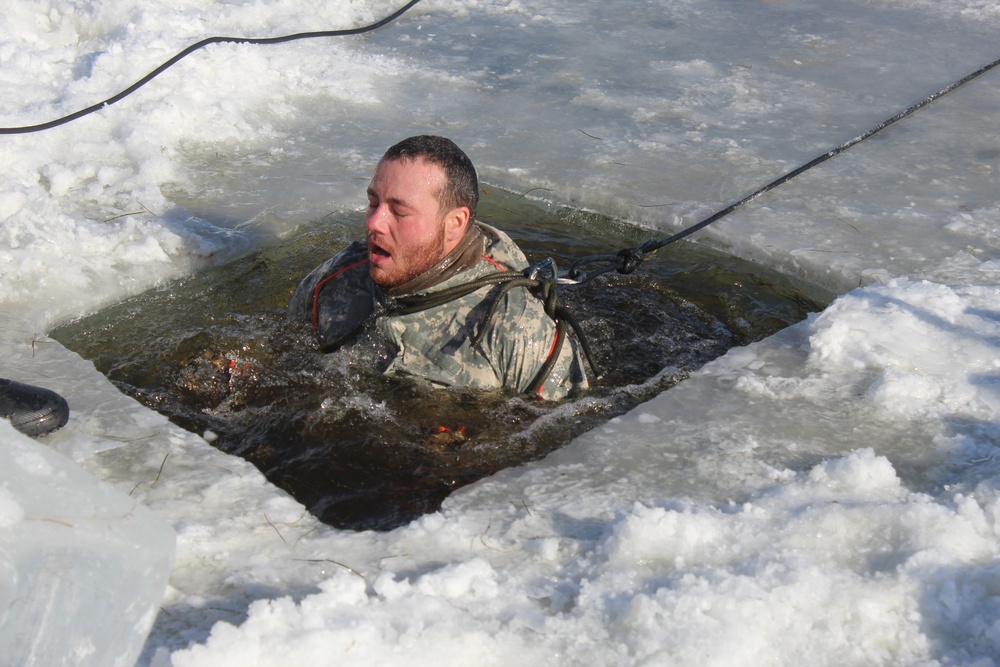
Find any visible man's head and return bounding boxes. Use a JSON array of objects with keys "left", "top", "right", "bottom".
[{"left": 365, "top": 135, "right": 479, "bottom": 289}]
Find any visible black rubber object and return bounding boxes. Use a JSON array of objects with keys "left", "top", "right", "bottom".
[{"left": 0, "top": 378, "right": 70, "bottom": 437}]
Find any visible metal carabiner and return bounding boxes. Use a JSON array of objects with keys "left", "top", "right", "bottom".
[{"left": 526, "top": 257, "right": 557, "bottom": 281}]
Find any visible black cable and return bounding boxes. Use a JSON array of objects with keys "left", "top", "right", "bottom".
[{"left": 0, "top": 0, "right": 424, "bottom": 135}]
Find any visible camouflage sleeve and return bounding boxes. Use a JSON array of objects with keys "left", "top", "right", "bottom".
[
  {"left": 469, "top": 223, "right": 589, "bottom": 399},
  {"left": 477, "top": 284, "right": 589, "bottom": 400}
]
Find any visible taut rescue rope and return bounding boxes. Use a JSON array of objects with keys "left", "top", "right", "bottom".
[{"left": 564, "top": 55, "right": 1000, "bottom": 283}]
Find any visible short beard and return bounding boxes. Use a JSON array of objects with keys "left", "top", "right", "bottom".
[{"left": 369, "top": 225, "right": 448, "bottom": 290}]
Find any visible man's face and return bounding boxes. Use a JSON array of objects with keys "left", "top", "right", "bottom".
[{"left": 365, "top": 157, "right": 451, "bottom": 289}]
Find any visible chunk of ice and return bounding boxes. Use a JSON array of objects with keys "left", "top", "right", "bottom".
[{"left": 0, "top": 422, "right": 175, "bottom": 667}]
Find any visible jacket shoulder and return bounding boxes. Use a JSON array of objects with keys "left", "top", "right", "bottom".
[{"left": 477, "top": 222, "right": 529, "bottom": 272}]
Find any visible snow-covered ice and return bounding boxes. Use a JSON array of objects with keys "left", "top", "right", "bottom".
[
  {"left": 1, "top": 0, "right": 999, "bottom": 665},
  {"left": 0, "top": 421, "right": 174, "bottom": 667}
]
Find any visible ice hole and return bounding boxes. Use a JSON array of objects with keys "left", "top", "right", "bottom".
[{"left": 51, "top": 189, "right": 831, "bottom": 531}]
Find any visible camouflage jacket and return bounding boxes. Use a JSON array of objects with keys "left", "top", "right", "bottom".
[{"left": 288, "top": 223, "right": 588, "bottom": 399}]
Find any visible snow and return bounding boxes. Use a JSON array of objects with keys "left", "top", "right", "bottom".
[
  {"left": 0, "top": 421, "right": 174, "bottom": 667},
  {"left": 1, "top": 0, "right": 999, "bottom": 665}
]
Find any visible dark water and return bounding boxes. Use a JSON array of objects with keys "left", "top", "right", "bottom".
[{"left": 52, "top": 189, "right": 830, "bottom": 531}]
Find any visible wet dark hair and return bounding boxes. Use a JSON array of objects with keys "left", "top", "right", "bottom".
[{"left": 382, "top": 135, "right": 479, "bottom": 221}]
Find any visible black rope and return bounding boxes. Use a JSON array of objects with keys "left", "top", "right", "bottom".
[
  {"left": 0, "top": 0, "right": 424, "bottom": 135},
  {"left": 568, "top": 54, "right": 1000, "bottom": 281}
]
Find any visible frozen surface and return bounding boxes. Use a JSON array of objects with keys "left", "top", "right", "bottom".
[
  {"left": 1, "top": 0, "right": 999, "bottom": 665},
  {"left": 0, "top": 421, "right": 174, "bottom": 667}
]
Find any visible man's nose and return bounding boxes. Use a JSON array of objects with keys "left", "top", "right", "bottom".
[{"left": 366, "top": 205, "right": 389, "bottom": 235}]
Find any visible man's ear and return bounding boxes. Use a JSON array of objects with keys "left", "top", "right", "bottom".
[{"left": 444, "top": 206, "right": 471, "bottom": 246}]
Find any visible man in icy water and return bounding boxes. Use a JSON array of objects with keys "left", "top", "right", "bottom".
[{"left": 288, "top": 135, "right": 589, "bottom": 400}]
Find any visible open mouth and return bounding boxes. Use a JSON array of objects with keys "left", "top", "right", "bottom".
[{"left": 368, "top": 241, "right": 392, "bottom": 262}]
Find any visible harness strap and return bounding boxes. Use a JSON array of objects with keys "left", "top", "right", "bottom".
[
  {"left": 386, "top": 267, "right": 600, "bottom": 393},
  {"left": 387, "top": 270, "right": 517, "bottom": 315}
]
